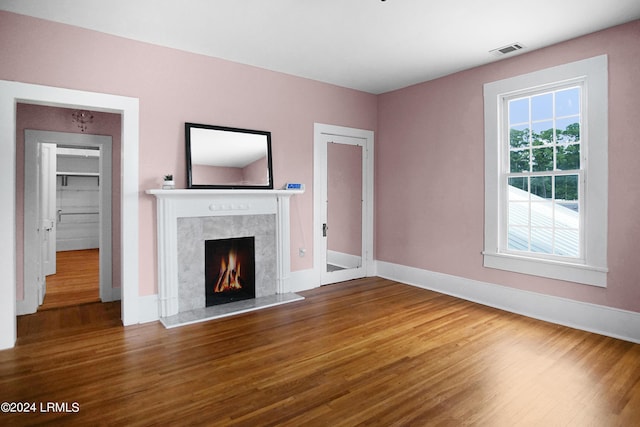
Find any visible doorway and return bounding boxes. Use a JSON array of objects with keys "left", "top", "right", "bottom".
[
  {"left": 314, "top": 123, "right": 374, "bottom": 285},
  {"left": 22, "top": 130, "right": 113, "bottom": 313},
  {"left": 0, "top": 80, "right": 140, "bottom": 350}
]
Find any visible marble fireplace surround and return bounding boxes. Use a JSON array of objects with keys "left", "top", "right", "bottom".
[{"left": 147, "top": 189, "right": 304, "bottom": 327}]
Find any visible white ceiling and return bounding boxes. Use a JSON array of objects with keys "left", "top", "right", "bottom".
[{"left": 2, "top": 0, "right": 639, "bottom": 94}]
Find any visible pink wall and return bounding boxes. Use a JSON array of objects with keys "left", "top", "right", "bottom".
[
  {"left": 376, "top": 20, "right": 640, "bottom": 312},
  {"left": 0, "top": 11, "right": 377, "bottom": 296},
  {"left": 15, "top": 104, "right": 122, "bottom": 299}
]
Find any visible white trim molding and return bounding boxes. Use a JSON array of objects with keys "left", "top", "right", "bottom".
[
  {"left": 313, "top": 123, "right": 375, "bottom": 285},
  {"left": 376, "top": 261, "right": 640, "bottom": 344},
  {"left": 288, "top": 268, "right": 320, "bottom": 293},
  {"left": 138, "top": 294, "right": 160, "bottom": 324},
  {"left": 0, "top": 80, "right": 139, "bottom": 350}
]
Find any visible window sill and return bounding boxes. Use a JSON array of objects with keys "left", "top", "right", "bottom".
[{"left": 483, "top": 251, "right": 607, "bottom": 287}]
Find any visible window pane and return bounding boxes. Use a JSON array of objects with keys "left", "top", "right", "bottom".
[
  {"left": 554, "top": 174, "right": 580, "bottom": 257},
  {"left": 554, "top": 175, "right": 579, "bottom": 202},
  {"left": 532, "top": 147, "right": 554, "bottom": 172},
  {"left": 510, "top": 150, "right": 530, "bottom": 173},
  {"left": 508, "top": 178, "right": 530, "bottom": 226},
  {"left": 530, "top": 176, "right": 552, "bottom": 198},
  {"left": 532, "top": 121, "right": 553, "bottom": 146},
  {"left": 510, "top": 125, "right": 529, "bottom": 149},
  {"left": 556, "top": 145, "right": 580, "bottom": 170},
  {"left": 508, "top": 226, "right": 529, "bottom": 251},
  {"left": 555, "top": 87, "right": 580, "bottom": 117},
  {"left": 498, "top": 83, "right": 586, "bottom": 261},
  {"left": 508, "top": 176, "right": 528, "bottom": 192},
  {"left": 531, "top": 201, "right": 553, "bottom": 226},
  {"left": 556, "top": 118, "right": 580, "bottom": 144},
  {"left": 509, "top": 98, "right": 529, "bottom": 124},
  {"left": 555, "top": 213, "right": 579, "bottom": 237},
  {"left": 531, "top": 93, "right": 553, "bottom": 121},
  {"left": 531, "top": 228, "right": 553, "bottom": 253},
  {"left": 508, "top": 202, "right": 529, "bottom": 225},
  {"left": 554, "top": 228, "right": 579, "bottom": 257}
]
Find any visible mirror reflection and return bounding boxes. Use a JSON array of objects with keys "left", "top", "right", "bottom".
[
  {"left": 186, "top": 123, "right": 273, "bottom": 189},
  {"left": 327, "top": 141, "right": 363, "bottom": 272}
]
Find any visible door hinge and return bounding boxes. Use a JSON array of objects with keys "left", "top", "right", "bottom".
[{"left": 322, "top": 223, "right": 328, "bottom": 237}]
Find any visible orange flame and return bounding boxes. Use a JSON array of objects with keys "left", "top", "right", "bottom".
[{"left": 213, "top": 248, "right": 243, "bottom": 293}]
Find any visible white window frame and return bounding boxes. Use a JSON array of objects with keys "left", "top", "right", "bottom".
[{"left": 483, "top": 55, "right": 608, "bottom": 287}]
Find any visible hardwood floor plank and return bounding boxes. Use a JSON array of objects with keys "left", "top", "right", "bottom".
[
  {"left": 39, "top": 249, "right": 100, "bottom": 310},
  {"left": 2, "top": 277, "right": 639, "bottom": 426}
]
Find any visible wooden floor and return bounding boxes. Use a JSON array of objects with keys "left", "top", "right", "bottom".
[
  {"left": 40, "top": 249, "right": 100, "bottom": 310},
  {"left": 3, "top": 277, "right": 640, "bottom": 426}
]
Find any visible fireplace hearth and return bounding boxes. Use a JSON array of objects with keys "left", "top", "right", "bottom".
[{"left": 205, "top": 237, "right": 256, "bottom": 306}]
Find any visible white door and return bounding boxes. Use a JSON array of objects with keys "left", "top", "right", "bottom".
[
  {"left": 314, "top": 124, "right": 374, "bottom": 286},
  {"left": 40, "top": 143, "right": 57, "bottom": 279},
  {"left": 22, "top": 140, "right": 57, "bottom": 311}
]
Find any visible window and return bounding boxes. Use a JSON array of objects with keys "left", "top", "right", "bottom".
[
  {"left": 507, "top": 85, "right": 582, "bottom": 258},
  {"left": 483, "top": 56, "right": 608, "bottom": 287}
]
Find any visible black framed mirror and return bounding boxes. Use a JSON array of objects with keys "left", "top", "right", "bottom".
[{"left": 186, "top": 122, "right": 274, "bottom": 189}]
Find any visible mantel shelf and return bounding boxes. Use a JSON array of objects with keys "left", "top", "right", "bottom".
[{"left": 146, "top": 188, "right": 304, "bottom": 198}]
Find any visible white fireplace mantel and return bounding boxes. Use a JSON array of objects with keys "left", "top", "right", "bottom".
[{"left": 146, "top": 188, "right": 303, "bottom": 318}]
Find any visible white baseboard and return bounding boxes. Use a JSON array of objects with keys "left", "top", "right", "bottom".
[
  {"left": 56, "top": 239, "right": 99, "bottom": 252},
  {"left": 138, "top": 294, "right": 159, "bottom": 323},
  {"left": 288, "top": 268, "right": 319, "bottom": 293},
  {"left": 376, "top": 260, "right": 640, "bottom": 344}
]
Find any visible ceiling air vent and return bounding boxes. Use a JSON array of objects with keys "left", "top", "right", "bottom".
[{"left": 490, "top": 43, "right": 525, "bottom": 56}]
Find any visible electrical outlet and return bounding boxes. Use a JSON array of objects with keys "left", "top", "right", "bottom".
[{"left": 299, "top": 248, "right": 306, "bottom": 257}]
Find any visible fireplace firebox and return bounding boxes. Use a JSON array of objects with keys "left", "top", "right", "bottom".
[{"left": 205, "top": 237, "right": 256, "bottom": 306}]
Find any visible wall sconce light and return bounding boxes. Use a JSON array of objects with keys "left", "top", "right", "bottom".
[{"left": 72, "top": 110, "right": 94, "bottom": 132}]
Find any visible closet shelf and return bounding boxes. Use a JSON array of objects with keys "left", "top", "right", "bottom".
[
  {"left": 57, "top": 171, "right": 100, "bottom": 187},
  {"left": 57, "top": 171, "right": 99, "bottom": 177}
]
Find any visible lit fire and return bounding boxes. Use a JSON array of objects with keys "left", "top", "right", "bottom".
[{"left": 213, "top": 248, "right": 243, "bottom": 293}]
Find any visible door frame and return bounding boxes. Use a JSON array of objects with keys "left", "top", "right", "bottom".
[
  {"left": 21, "top": 131, "right": 113, "bottom": 315},
  {"left": 0, "top": 80, "right": 140, "bottom": 350},
  {"left": 313, "top": 123, "right": 374, "bottom": 285}
]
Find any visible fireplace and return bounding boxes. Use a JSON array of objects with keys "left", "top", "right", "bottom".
[
  {"left": 147, "top": 188, "right": 305, "bottom": 322},
  {"left": 205, "top": 237, "right": 256, "bottom": 306}
]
